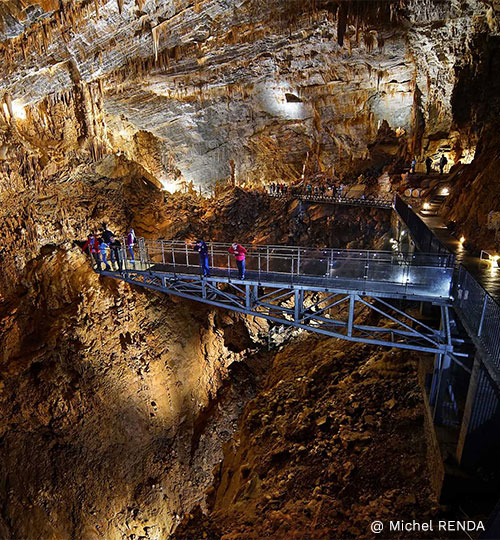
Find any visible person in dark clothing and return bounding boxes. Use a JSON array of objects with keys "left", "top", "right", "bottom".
[
  {"left": 195, "top": 240, "right": 210, "bottom": 277},
  {"left": 101, "top": 222, "right": 114, "bottom": 244},
  {"left": 109, "top": 235, "right": 123, "bottom": 272},
  {"left": 439, "top": 154, "right": 448, "bottom": 174},
  {"left": 229, "top": 243, "right": 247, "bottom": 279},
  {"left": 425, "top": 156, "right": 433, "bottom": 175},
  {"left": 82, "top": 233, "right": 101, "bottom": 270}
]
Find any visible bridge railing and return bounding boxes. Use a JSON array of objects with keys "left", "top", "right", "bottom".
[
  {"left": 121, "top": 239, "right": 454, "bottom": 299},
  {"left": 268, "top": 191, "right": 394, "bottom": 209},
  {"left": 453, "top": 265, "right": 500, "bottom": 372},
  {"left": 394, "top": 194, "right": 452, "bottom": 256}
]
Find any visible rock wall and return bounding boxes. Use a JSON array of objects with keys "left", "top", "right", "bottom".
[
  {"left": 0, "top": 158, "right": 271, "bottom": 539},
  {"left": 174, "top": 337, "right": 441, "bottom": 539},
  {"left": 1, "top": 1, "right": 496, "bottom": 192}
]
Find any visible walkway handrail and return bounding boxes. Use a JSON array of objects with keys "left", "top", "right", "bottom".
[
  {"left": 394, "top": 194, "right": 452, "bottom": 256},
  {"left": 142, "top": 239, "right": 455, "bottom": 268},
  {"left": 453, "top": 265, "right": 500, "bottom": 375},
  {"left": 116, "top": 237, "right": 455, "bottom": 301},
  {"left": 268, "top": 191, "right": 393, "bottom": 209}
]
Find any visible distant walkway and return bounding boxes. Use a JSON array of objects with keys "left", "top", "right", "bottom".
[{"left": 267, "top": 191, "right": 393, "bottom": 209}]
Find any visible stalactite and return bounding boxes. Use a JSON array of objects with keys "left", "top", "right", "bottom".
[
  {"left": 117, "top": 0, "right": 124, "bottom": 15},
  {"left": 152, "top": 26, "right": 160, "bottom": 62}
]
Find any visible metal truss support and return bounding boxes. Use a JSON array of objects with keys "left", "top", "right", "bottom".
[{"left": 106, "top": 269, "right": 457, "bottom": 357}]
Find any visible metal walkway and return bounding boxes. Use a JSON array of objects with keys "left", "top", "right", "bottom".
[
  {"left": 267, "top": 191, "right": 394, "bottom": 209},
  {"left": 98, "top": 239, "right": 456, "bottom": 356}
]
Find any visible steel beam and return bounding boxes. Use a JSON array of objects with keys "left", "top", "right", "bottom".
[{"left": 107, "top": 269, "right": 454, "bottom": 356}]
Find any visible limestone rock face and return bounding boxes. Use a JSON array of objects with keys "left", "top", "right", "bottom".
[
  {"left": 0, "top": 1, "right": 497, "bottom": 190},
  {"left": 0, "top": 162, "right": 273, "bottom": 539},
  {"left": 173, "top": 338, "right": 440, "bottom": 539}
]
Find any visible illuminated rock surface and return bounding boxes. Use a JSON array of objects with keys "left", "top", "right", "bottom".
[{"left": 1, "top": 0, "right": 500, "bottom": 538}]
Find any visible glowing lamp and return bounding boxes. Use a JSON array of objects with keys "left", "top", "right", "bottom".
[
  {"left": 441, "top": 188, "right": 450, "bottom": 196},
  {"left": 492, "top": 255, "right": 499, "bottom": 263},
  {"left": 459, "top": 236, "right": 465, "bottom": 244},
  {"left": 423, "top": 202, "right": 430, "bottom": 210}
]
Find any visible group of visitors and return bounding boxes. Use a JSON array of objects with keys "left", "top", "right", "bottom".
[
  {"left": 82, "top": 223, "right": 136, "bottom": 272},
  {"left": 269, "top": 182, "right": 289, "bottom": 195},
  {"left": 194, "top": 240, "right": 247, "bottom": 279},
  {"left": 408, "top": 155, "right": 448, "bottom": 175},
  {"left": 268, "top": 183, "right": 348, "bottom": 198}
]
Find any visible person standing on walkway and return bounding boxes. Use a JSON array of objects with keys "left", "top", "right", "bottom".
[
  {"left": 82, "top": 233, "right": 101, "bottom": 270},
  {"left": 195, "top": 240, "right": 210, "bottom": 277},
  {"left": 439, "top": 154, "right": 448, "bottom": 174},
  {"left": 229, "top": 243, "right": 247, "bottom": 279},
  {"left": 425, "top": 156, "right": 433, "bottom": 175},
  {"left": 109, "top": 235, "right": 123, "bottom": 272},
  {"left": 127, "top": 228, "right": 136, "bottom": 265},
  {"left": 101, "top": 222, "right": 114, "bottom": 244},
  {"left": 98, "top": 237, "right": 111, "bottom": 271},
  {"left": 410, "top": 157, "right": 416, "bottom": 174}
]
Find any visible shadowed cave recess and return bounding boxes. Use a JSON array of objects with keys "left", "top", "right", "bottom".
[{"left": 1, "top": 1, "right": 500, "bottom": 539}]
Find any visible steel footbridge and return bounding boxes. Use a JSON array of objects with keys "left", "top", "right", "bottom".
[
  {"left": 93, "top": 193, "right": 500, "bottom": 472},
  {"left": 100, "top": 241, "right": 455, "bottom": 356}
]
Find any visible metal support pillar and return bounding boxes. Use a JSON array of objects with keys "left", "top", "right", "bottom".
[
  {"left": 294, "top": 289, "right": 302, "bottom": 321},
  {"left": 456, "top": 352, "right": 481, "bottom": 464},
  {"left": 347, "top": 294, "right": 355, "bottom": 337},
  {"left": 245, "top": 284, "right": 251, "bottom": 309},
  {"left": 431, "top": 353, "right": 452, "bottom": 424}
]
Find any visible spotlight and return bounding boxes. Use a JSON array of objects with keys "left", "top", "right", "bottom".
[
  {"left": 423, "top": 202, "right": 430, "bottom": 210},
  {"left": 441, "top": 187, "right": 450, "bottom": 196},
  {"left": 459, "top": 236, "right": 465, "bottom": 244}
]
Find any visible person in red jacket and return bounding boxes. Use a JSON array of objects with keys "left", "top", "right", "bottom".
[
  {"left": 82, "top": 233, "right": 101, "bottom": 270},
  {"left": 228, "top": 243, "right": 247, "bottom": 279}
]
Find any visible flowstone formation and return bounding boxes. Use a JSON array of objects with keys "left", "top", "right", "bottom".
[{"left": 0, "top": 1, "right": 497, "bottom": 192}]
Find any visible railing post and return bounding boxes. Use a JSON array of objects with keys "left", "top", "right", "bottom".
[
  {"left": 477, "top": 295, "right": 488, "bottom": 337},
  {"left": 211, "top": 243, "right": 214, "bottom": 270},
  {"left": 161, "top": 242, "right": 165, "bottom": 264},
  {"left": 185, "top": 243, "right": 189, "bottom": 267},
  {"left": 267, "top": 246, "right": 269, "bottom": 273},
  {"left": 172, "top": 246, "right": 176, "bottom": 278},
  {"left": 227, "top": 253, "right": 231, "bottom": 281}
]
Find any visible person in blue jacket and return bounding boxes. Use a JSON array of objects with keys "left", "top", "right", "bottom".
[{"left": 195, "top": 240, "right": 210, "bottom": 277}]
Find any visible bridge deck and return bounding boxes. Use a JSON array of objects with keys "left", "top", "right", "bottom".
[{"left": 141, "top": 262, "right": 452, "bottom": 303}]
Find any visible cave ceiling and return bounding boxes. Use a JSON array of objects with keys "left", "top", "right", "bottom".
[{"left": 0, "top": 0, "right": 498, "bottom": 189}]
